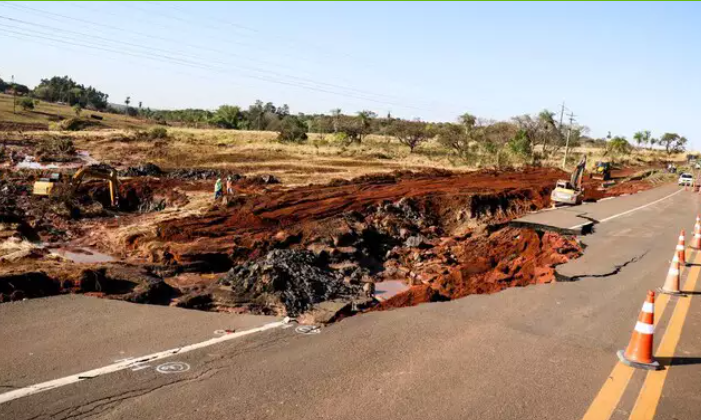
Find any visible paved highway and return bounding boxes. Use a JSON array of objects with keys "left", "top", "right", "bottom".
[{"left": 2, "top": 183, "right": 701, "bottom": 420}]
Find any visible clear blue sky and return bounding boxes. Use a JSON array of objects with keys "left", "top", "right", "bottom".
[{"left": 1, "top": 1, "right": 700, "bottom": 148}]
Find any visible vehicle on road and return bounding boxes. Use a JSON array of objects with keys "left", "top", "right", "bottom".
[
  {"left": 678, "top": 173, "right": 694, "bottom": 186},
  {"left": 551, "top": 156, "right": 587, "bottom": 206}
]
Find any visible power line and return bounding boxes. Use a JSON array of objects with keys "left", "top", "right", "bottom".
[
  {"left": 1, "top": 2, "right": 421, "bottom": 107},
  {"left": 0, "top": 23, "right": 429, "bottom": 112}
]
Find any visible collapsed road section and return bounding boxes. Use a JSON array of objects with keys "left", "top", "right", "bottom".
[{"left": 0, "top": 164, "right": 669, "bottom": 323}]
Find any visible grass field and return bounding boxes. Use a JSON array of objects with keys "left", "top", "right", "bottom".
[
  {"left": 0, "top": 93, "right": 150, "bottom": 130},
  {"left": 0, "top": 93, "right": 688, "bottom": 185}
]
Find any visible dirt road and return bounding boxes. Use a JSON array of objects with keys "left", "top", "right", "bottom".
[{"left": 3, "top": 183, "right": 701, "bottom": 420}]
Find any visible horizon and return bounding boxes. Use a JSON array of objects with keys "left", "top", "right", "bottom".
[{"left": 2, "top": 1, "right": 700, "bottom": 148}]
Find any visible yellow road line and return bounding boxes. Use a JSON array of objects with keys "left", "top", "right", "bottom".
[
  {"left": 580, "top": 294, "right": 670, "bottom": 420},
  {"left": 627, "top": 257, "right": 700, "bottom": 420}
]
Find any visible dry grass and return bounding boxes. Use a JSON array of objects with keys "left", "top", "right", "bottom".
[
  {"left": 0, "top": 93, "right": 151, "bottom": 130},
  {"left": 2, "top": 95, "right": 690, "bottom": 185}
]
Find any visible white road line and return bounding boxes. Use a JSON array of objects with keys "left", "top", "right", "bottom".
[
  {"left": 0, "top": 319, "right": 288, "bottom": 405},
  {"left": 569, "top": 189, "right": 683, "bottom": 230}
]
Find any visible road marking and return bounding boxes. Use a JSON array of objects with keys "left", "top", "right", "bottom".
[
  {"left": 0, "top": 319, "right": 288, "bottom": 405},
  {"left": 569, "top": 189, "right": 683, "bottom": 230},
  {"left": 579, "top": 294, "right": 670, "bottom": 420},
  {"left": 627, "top": 255, "right": 700, "bottom": 420},
  {"left": 156, "top": 361, "right": 190, "bottom": 374}
]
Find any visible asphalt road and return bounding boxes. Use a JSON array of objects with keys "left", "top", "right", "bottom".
[{"left": 3, "top": 183, "right": 701, "bottom": 420}]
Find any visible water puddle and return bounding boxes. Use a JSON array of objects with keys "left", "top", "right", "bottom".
[
  {"left": 16, "top": 151, "right": 97, "bottom": 170},
  {"left": 374, "top": 280, "right": 411, "bottom": 301},
  {"left": 48, "top": 247, "right": 115, "bottom": 264}
]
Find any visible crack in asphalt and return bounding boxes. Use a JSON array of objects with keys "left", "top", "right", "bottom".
[
  {"left": 556, "top": 251, "right": 649, "bottom": 282},
  {"left": 31, "top": 367, "right": 223, "bottom": 420}
]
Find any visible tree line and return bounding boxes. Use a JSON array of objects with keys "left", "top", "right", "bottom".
[{"left": 6, "top": 74, "right": 689, "bottom": 162}]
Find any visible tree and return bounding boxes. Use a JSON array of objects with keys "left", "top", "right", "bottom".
[
  {"left": 458, "top": 113, "right": 477, "bottom": 134},
  {"left": 437, "top": 123, "right": 473, "bottom": 160},
  {"left": 72, "top": 104, "right": 83, "bottom": 116},
  {"left": 277, "top": 115, "right": 308, "bottom": 143},
  {"left": 512, "top": 110, "right": 565, "bottom": 164},
  {"left": 659, "top": 133, "right": 687, "bottom": 156},
  {"left": 211, "top": 105, "right": 242, "bottom": 129},
  {"left": 508, "top": 129, "right": 532, "bottom": 163},
  {"left": 124, "top": 96, "right": 131, "bottom": 108},
  {"left": 330, "top": 108, "right": 342, "bottom": 133},
  {"left": 19, "top": 97, "right": 34, "bottom": 111},
  {"left": 31, "top": 76, "right": 108, "bottom": 110},
  {"left": 334, "top": 115, "right": 364, "bottom": 144},
  {"left": 357, "top": 110, "right": 377, "bottom": 143},
  {"left": 633, "top": 130, "right": 652, "bottom": 150},
  {"left": 138, "top": 101, "right": 142, "bottom": 109},
  {"left": 480, "top": 121, "right": 518, "bottom": 168},
  {"left": 386, "top": 120, "right": 433, "bottom": 153},
  {"left": 607, "top": 136, "right": 632, "bottom": 161}
]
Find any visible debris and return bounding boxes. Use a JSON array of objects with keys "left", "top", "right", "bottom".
[{"left": 215, "top": 249, "right": 361, "bottom": 316}]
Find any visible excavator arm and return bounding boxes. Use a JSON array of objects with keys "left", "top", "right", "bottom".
[{"left": 71, "top": 166, "right": 120, "bottom": 207}]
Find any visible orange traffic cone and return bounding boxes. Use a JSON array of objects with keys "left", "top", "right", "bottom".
[
  {"left": 692, "top": 217, "right": 701, "bottom": 249},
  {"left": 617, "top": 291, "right": 660, "bottom": 370},
  {"left": 677, "top": 230, "right": 687, "bottom": 266},
  {"left": 658, "top": 251, "right": 682, "bottom": 295}
]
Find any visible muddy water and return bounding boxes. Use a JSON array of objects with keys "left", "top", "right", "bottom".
[
  {"left": 16, "top": 151, "right": 97, "bottom": 170},
  {"left": 49, "top": 247, "right": 115, "bottom": 264}
]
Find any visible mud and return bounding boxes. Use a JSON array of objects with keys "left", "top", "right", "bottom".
[{"left": 0, "top": 164, "right": 667, "bottom": 320}]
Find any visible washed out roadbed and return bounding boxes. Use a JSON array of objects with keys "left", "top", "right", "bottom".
[{"left": 0, "top": 165, "right": 667, "bottom": 322}]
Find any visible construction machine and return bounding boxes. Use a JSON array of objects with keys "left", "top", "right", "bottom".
[
  {"left": 32, "top": 165, "right": 120, "bottom": 207},
  {"left": 592, "top": 161, "right": 612, "bottom": 181},
  {"left": 551, "top": 156, "right": 587, "bottom": 206}
]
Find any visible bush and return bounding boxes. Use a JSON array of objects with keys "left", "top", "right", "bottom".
[
  {"left": 277, "top": 116, "right": 308, "bottom": 143},
  {"left": 149, "top": 127, "right": 168, "bottom": 139},
  {"left": 19, "top": 97, "right": 34, "bottom": 111},
  {"left": 73, "top": 104, "right": 83, "bottom": 116}
]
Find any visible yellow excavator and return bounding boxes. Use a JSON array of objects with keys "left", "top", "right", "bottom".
[
  {"left": 32, "top": 165, "right": 120, "bottom": 207},
  {"left": 551, "top": 156, "right": 587, "bottom": 206}
]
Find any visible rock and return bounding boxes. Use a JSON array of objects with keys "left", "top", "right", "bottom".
[
  {"left": 405, "top": 235, "right": 429, "bottom": 248},
  {"left": 120, "top": 163, "right": 163, "bottom": 177},
  {"left": 334, "top": 246, "right": 357, "bottom": 256},
  {"left": 273, "top": 230, "right": 302, "bottom": 248},
  {"left": 216, "top": 249, "right": 361, "bottom": 316}
]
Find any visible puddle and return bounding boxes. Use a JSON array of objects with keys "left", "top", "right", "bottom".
[
  {"left": 16, "top": 151, "right": 97, "bottom": 170},
  {"left": 49, "top": 247, "right": 115, "bottom": 264},
  {"left": 374, "top": 280, "right": 411, "bottom": 301}
]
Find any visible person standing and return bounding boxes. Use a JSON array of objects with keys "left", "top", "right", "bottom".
[{"left": 214, "top": 177, "right": 223, "bottom": 201}]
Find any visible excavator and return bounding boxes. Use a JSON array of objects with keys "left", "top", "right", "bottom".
[
  {"left": 551, "top": 156, "right": 587, "bottom": 206},
  {"left": 592, "top": 161, "right": 612, "bottom": 181},
  {"left": 32, "top": 165, "right": 120, "bottom": 207}
]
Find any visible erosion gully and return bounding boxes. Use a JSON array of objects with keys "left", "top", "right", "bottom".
[{"left": 0, "top": 164, "right": 661, "bottom": 324}]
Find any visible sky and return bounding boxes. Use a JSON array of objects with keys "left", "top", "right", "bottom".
[{"left": 1, "top": 1, "right": 700, "bottom": 148}]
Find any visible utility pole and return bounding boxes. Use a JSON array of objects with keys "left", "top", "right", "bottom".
[
  {"left": 558, "top": 102, "right": 565, "bottom": 131},
  {"left": 562, "top": 111, "right": 576, "bottom": 169},
  {"left": 11, "top": 75, "right": 16, "bottom": 114}
]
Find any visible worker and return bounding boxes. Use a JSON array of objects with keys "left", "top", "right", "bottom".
[
  {"left": 214, "top": 177, "right": 223, "bottom": 201},
  {"left": 226, "top": 175, "right": 235, "bottom": 196}
]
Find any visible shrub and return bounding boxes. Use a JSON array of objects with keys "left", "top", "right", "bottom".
[
  {"left": 73, "top": 104, "right": 83, "bottom": 116},
  {"left": 19, "top": 97, "right": 34, "bottom": 111},
  {"left": 149, "top": 126, "right": 168, "bottom": 139}
]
